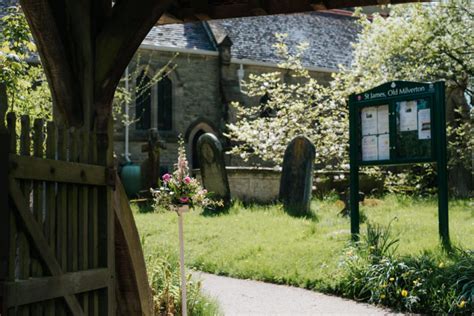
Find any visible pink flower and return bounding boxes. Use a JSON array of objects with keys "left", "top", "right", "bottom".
[
  {"left": 162, "top": 173, "right": 172, "bottom": 183},
  {"left": 183, "top": 176, "right": 191, "bottom": 184},
  {"left": 179, "top": 197, "right": 189, "bottom": 204}
]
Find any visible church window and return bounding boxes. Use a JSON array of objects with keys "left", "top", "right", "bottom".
[
  {"left": 158, "top": 76, "right": 172, "bottom": 131},
  {"left": 135, "top": 71, "right": 152, "bottom": 130}
]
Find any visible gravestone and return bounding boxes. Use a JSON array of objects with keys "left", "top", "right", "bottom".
[
  {"left": 140, "top": 128, "right": 165, "bottom": 191},
  {"left": 197, "top": 133, "right": 231, "bottom": 208},
  {"left": 279, "top": 136, "right": 315, "bottom": 216}
]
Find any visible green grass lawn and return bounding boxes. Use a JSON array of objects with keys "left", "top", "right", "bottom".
[{"left": 135, "top": 195, "right": 474, "bottom": 292}]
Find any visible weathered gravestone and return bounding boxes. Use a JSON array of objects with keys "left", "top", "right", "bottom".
[
  {"left": 279, "top": 136, "right": 315, "bottom": 216},
  {"left": 197, "top": 133, "right": 231, "bottom": 208},
  {"left": 140, "top": 128, "right": 165, "bottom": 191}
]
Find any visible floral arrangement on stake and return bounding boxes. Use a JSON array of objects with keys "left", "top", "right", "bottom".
[
  {"left": 150, "top": 136, "right": 222, "bottom": 316},
  {"left": 151, "top": 137, "right": 222, "bottom": 212}
]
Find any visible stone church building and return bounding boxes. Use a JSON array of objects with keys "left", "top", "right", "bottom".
[{"left": 113, "top": 10, "right": 359, "bottom": 174}]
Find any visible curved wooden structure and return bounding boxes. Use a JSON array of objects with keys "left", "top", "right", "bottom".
[{"left": 114, "top": 178, "right": 154, "bottom": 316}]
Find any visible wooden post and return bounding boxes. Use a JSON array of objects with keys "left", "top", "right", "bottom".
[
  {"left": 0, "top": 84, "right": 9, "bottom": 315},
  {"left": 5, "top": 111, "right": 17, "bottom": 316},
  {"left": 348, "top": 95, "right": 360, "bottom": 240},
  {"left": 96, "top": 116, "right": 115, "bottom": 316},
  {"left": 435, "top": 81, "right": 450, "bottom": 247},
  {"left": 176, "top": 206, "right": 189, "bottom": 316}
]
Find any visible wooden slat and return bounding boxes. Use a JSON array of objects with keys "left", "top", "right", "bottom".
[
  {"left": 32, "top": 118, "right": 45, "bottom": 316},
  {"left": 6, "top": 114, "right": 17, "bottom": 285},
  {"left": 78, "top": 130, "right": 90, "bottom": 311},
  {"left": 4, "top": 268, "right": 109, "bottom": 307},
  {"left": 68, "top": 129, "right": 79, "bottom": 273},
  {"left": 44, "top": 121, "right": 57, "bottom": 316},
  {"left": 97, "top": 119, "right": 115, "bottom": 316},
  {"left": 89, "top": 132, "right": 99, "bottom": 316},
  {"left": 33, "top": 119, "right": 45, "bottom": 223},
  {"left": 18, "top": 115, "right": 31, "bottom": 316},
  {"left": 9, "top": 178, "right": 84, "bottom": 315},
  {"left": 9, "top": 154, "right": 107, "bottom": 185},
  {"left": 7, "top": 112, "right": 16, "bottom": 153},
  {"left": 56, "top": 126, "right": 68, "bottom": 316},
  {"left": 0, "top": 84, "right": 10, "bottom": 315},
  {"left": 42, "top": 121, "right": 56, "bottom": 315},
  {"left": 45, "top": 122, "right": 57, "bottom": 252}
]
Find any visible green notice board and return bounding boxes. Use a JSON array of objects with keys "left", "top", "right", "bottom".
[
  {"left": 350, "top": 81, "right": 443, "bottom": 165},
  {"left": 348, "top": 81, "right": 449, "bottom": 244}
]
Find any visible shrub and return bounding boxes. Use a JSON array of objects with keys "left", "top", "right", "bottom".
[
  {"left": 146, "top": 250, "right": 220, "bottom": 316},
  {"left": 337, "top": 223, "right": 474, "bottom": 314}
]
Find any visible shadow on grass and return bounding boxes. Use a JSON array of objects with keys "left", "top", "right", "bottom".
[
  {"left": 201, "top": 204, "right": 232, "bottom": 217},
  {"left": 283, "top": 204, "right": 320, "bottom": 222},
  {"left": 131, "top": 199, "right": 155, "bottom": 213},
  {"left": 200, "top": 199, "right": 320, "bottom": 222}
]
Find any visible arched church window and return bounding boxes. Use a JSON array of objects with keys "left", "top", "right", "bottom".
[
  {"left": 135, "top": 71, "right": 151, "bottom": 130},
  {"left": 158, "top": 76, "right": 172, "bottom": 131}
]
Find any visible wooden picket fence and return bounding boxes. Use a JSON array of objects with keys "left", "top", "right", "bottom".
[
  {"left": 0, "top": 110, "right": 113, "bottom": 315},
  {"left": 0, "top": 83, "right": 153, "bottom": 315}
]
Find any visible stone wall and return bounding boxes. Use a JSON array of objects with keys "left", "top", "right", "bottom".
[
  {"left": 194, "top": 167, "right": 385, "bottom": 203},
  {"left": 194, "top": 167, "right": 281, "bottom": 203}
]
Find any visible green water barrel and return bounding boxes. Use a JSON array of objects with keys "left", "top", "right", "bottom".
[{"left": 120, "top": 163, "right": 142, "bottom": 197}]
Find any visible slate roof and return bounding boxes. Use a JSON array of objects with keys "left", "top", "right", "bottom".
[
  {"left": 143, "top": 22, "right": 215, "bottom": 51},
  {"left": 146, "top": 11, "right": 359, "bottom": 70},
  {"left": 207, "top": 12, "right": 359, "bottom": 69}
]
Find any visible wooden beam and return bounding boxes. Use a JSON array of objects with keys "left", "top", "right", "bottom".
[
  {"left": 113, "top": 178, "right": 153, "bottom": 316},
  {"left": 8, "top": 179, "right": 84, "bottom": 315},
  {"left": 9, "top": 155, "right": 107, "bottom": 186},
  {"left": 19, "top": 0, "right": 84, "bottom": 127},
  {"left": 94, "top": 0, "right": 174, "bottom": 123},
  {"left": 3, "top": 269, "right": 109, "bottom": 308},
  {"left": 0, "top": 84, "right": 9, "bottom": 314}
]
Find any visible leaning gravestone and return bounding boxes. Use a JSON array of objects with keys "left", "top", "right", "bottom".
[
  {"left": 197, "top": 133, "right": 231, "bottom": 208},
  {"left": 279, "top": 136, "right": 315, "bottom": 216}
]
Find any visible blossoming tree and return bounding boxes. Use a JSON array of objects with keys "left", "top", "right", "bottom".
[
  {"left": 227, "top": 0, "right": 473, "bottom": 196},
  {"left": 226, "top": 33, "right": 348, "bottom": 170}
]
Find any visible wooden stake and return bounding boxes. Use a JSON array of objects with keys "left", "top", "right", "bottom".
[{"left": 177, "top": 206, "right": 188, "bottom": 316}]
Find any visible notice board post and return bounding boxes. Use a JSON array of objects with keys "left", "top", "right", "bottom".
[{"left": 348, "top": 81, "right": 449, "bottom": 245}]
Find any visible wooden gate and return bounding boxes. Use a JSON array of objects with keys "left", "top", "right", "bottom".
[{"left": 0, "top": 87, "right": 116, "bottom": 315}]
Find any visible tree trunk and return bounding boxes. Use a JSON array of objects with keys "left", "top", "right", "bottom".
[{"left": 445, "top": 82, "right": 473, "bottom": 197}]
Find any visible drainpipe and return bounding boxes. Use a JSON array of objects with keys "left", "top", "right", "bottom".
[
  {"left": 237, "top": 63, "right": 245, "bottom": 92},
  {"left": 124, "top": 66, "right": 131, "bottom": 162}
]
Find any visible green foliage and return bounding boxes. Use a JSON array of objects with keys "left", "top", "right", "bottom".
[
  {"left": 337, "top": 222, "right": 473, "bottom": 313},
  {"left": 0, "top": 5, "right": 51, "bottom": 119},
  {"left": 361, "top": 220, "right": 400, "bottom": 262},
  {"left": 145, "top": 246, "right": 220, "bottom": 315}
]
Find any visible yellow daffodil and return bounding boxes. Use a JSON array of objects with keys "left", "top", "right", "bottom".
[
  {"left": 401, "top": 289, "right": 408, "bottom": 297},
  {"left": 458, "top": 300, "right": 466, "bottom": 308},
  {"left": 389, "top": 277, "right": 395, "bottom": 282}
]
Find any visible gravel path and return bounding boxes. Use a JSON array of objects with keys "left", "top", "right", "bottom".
[{"left": 194, "top": 272, "right": 400, "bottom": 316}]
